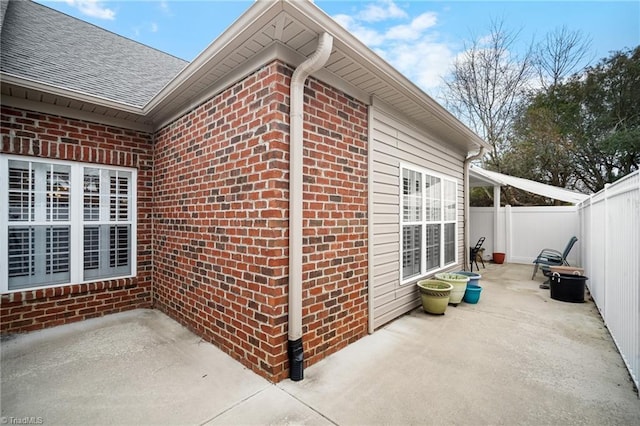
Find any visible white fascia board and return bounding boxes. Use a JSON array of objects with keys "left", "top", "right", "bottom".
[
  {"left": 283, "top": 0, "right": 489, "bottom": 152},
  {"left": 1, "top": 73, "right": 145, "bottom": 114},
  {"left": 2, "top": 95, "right": 153, "bottom": 133},
  {"left": 151, "top": 40, "right": 371, "bottom": 130},
  {"left": 277, "top": 43, "right": 371, "bottom": 105},
  {"left": 145, "top": 0, "right": 487, "bottom": 152},
  {"left": 143, "top": 0, "right": 285, "bottom": 114},
  {"left": 371, "top": 96, "right": 469, "bottom": 157},
  {"left": 151, "top": 42, "right": 286, "bottom": 130}
]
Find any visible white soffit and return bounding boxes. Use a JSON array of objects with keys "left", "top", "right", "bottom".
[{"left": 469, "top": 165, "right": 590, "bottom": 204}]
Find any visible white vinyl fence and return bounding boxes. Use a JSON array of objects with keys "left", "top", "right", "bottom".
[
  {"left": 470, "top": 206, "right": 580, "bottom": 266},
  {"left": 578, "top": 170, "right": 640, "bottom": 390}
]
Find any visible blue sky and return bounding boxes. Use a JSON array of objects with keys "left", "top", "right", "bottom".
[{"left": 37, "top": 1, "right": 639, "bottom": 99}]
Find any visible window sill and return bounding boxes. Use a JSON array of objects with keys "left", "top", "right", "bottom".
[
  {"left": 400, "top": 263, "right": 460, "bottom": 286},
  {"left": 2, "top": 275, "right": 138, "bottom": 301}
]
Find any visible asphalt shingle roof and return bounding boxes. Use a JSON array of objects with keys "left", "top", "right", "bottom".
[{"left": 0, "top": 0, "right": 188, "bottom": 108}]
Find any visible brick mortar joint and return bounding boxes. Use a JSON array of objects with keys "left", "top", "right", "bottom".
[{"left": 1, "top": 279, "right": 142, "bottom": 303}]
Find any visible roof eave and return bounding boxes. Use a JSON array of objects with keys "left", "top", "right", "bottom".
[
  {"left": 1, "top": 73, "right": 145, "bottom": 113},
  {"left": 145, "top": 0, "right": 488, "bottom": 152},
  {"left": 143, "top": 0, "right": 284, "bottom": 115},
  {"left": 283, "top": 0, "right": 489, "bottom": 152},
  {"left": 1, "top": 73, "right": 153, "bottom": 132}
]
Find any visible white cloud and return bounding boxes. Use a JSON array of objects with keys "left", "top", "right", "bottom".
[
  {"left": 358, "top": 0, "right": 408, "bottom": 22},
  {"left": 477, "top": 34, "right": 494, "bottom": 47},
  {"left": 151, "top": 22, "right": 159, "bottom": 33},
  {"left": 385, "top": 12, "right": 437, "bottom": 41},
  {"left": 333, "top": 14, "right": 355, "bottom": 30},
  {"left": 383, "top": 39, "right": 455, "bottom": 92},
  {"left": 334, "top": 13, "right": 386, "bottom": 46},
  {"left": 159, "top": 1, "right": 172, "bottom": 16},
  {"left": 65, "top": 0, "right": 115, "bottom": 20},
  {"left": 332, "top": 2, "right": 454, "bottom": 97}
]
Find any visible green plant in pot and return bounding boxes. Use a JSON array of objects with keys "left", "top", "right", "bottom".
[
  {"left": 417, "top": 279, "right": 453, "bottom": 315},
  {"left": 434, "top": 272, "right": 470, "bottom": 305}
]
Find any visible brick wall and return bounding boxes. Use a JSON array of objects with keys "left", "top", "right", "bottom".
[
  {"left": 0, "top": 107, "right": 153, "bottom": 333},
  {"left": 153, "top": 61, "right": 292, "bottom": 381},
  {"left": 0, "top": 60, "right": 369, "bottom": 381},
  {"left": 153, "top": 60, "right": 369, "bottom": 382},
  {"left": 301, "top": 77, "right": 369, "bottom": 366}
]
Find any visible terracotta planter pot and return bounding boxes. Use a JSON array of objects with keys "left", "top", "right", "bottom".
[
  {"left": 417, "top": 279, "right": 453, "bottom": 315},
  {"left": 493, "top": 252, "right": 506, "bottom": 264}
]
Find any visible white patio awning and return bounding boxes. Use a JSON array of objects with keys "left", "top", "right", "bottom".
[{"left": 469, "top": 165, "right": 590, "bottom": 204}]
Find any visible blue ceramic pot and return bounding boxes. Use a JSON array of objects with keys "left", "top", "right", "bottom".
[
  {"left": 463, "top": 284, "right": 482, "bottom": 304},
  {"left": 455, "top": 271, "right": 481, "bottom": 286}
]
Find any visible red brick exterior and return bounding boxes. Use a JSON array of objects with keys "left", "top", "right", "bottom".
[
  {"left": 153, "top": 62, "right": 293, "bottom": 380},
  {"left": 301, "top": 78, "right": 369, "bottom": 366},
  {"left": 0, "top": 107, "right": 154, "bottom": 333},
  {"left": 153, "top": 60, "right": 368, "bottom": 381},
  {"left": 1, "top": 60, "right": 369, "bottom": 383}
]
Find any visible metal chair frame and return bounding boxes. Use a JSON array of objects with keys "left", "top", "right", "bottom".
[{"left": 470, "top": 237, "right": 486, "bottom": 272}]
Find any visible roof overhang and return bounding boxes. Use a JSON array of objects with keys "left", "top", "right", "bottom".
[
  {"left": 470, "top": 165, "right": 590, "bottom": 204},
  {"left": 1, "top": 74, "right": 153, "bottom": 132},
  {"left": 3, "top": 0, "right": 489, "bottom": 152},
  {"left": 146, "top": 0, "right": 488, "bottom": 152}
]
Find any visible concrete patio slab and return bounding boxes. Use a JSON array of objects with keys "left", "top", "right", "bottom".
[
  {"left": 280, "top": 263, "right": 640, "bottom": 425},
  {"left": 204, "top": 385, "right": 332, "bottom": 426},
  {"left": 2, "top": 263, "right": 639, "bottom": 425},
  {"left": 1, "top": 309, "right": 272, "bottom": 425}
]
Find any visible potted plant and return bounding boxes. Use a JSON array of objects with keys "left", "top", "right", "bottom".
[
  {"left": 463, "top": 284, "right": 483, "bottom": 304},
  {"left": 434, "top": 272, "right": 470, "bottom": 305},
  {"left": 454, "top": 270, "right": 481, "bottom": 286},
  {"left": 493, "top": 252, "right": 506, "bottom": 264},
  {"left": 417, "top": 279, "right": 453, "bottom": 315}
]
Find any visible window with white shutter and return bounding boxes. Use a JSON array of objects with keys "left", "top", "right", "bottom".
[
  {"left": 1, "top": 155, "right": 136, "bottom": 292},
  {"left": 400, "top": 165, "right": 457, "bottom": 283}
]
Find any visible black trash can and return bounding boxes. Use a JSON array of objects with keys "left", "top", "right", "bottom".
[{"left": 550, "top": 273, "right": 588, "bottom": 303}]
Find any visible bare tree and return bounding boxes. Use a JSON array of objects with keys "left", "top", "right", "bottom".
[
  {"left": 444, "top": 19, "right": 533, "bottom": 171},
  {"left": 534, "top": 26, "right": 592, "bottom": 88}
]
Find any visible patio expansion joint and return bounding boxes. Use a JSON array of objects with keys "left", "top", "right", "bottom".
[
  {"left": 198, "top": 386, "right": 272, "bottom": 426},
  {"left": 197, "top": 384, "right": 340, "bottom": 426},
  {"left": 277, "top": 385, "right": 340, "bottom": 426}
]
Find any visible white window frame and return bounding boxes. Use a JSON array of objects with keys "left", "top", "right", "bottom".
[
  {"left": 400, "top": 163, "right": 457, "bottom": 285},
  {"left": 1, "top": 154, "right": 137, "bottom": 293}
]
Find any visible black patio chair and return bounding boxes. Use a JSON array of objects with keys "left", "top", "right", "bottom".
[
  {"left": 470, "top": 237, "right": 486, "bottom": 272},
  {"left": 531, "top": 236, "right": 578, "bottom": 279}
]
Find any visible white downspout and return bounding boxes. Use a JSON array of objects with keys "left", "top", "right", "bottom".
[
  {"left": 288, "top": 32, "right": 333, "bottom": 381},
  {"left": 366, "top": 99, "right": 375, "bottom": 335},
  {"left": 464, "top": 148, "right": 484, "bottom": 270}
]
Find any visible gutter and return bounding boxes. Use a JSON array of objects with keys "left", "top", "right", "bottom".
[
  {"left": 288, "top": 32, "right": 333, "bottom": 382},
  {"left": 463, "top": 147, "right": 485, "bottom": 270}
]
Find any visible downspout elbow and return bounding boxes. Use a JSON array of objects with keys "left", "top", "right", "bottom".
[{"left": 290, "top": 32, "right": 333, "bottom": 120}]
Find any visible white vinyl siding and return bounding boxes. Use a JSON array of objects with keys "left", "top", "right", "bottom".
[
  {"left": 1, "top": 155, "right": 136, "bottom": 292},
  {"left": 370, "top": 102, "right": 465, "bottom": 329}
]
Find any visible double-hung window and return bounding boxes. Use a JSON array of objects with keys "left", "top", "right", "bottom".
[
  {"left": 401, "top": 165, "right": 457, "bottom": 283},
  {"left": 1, "top": 155, "right": 136, "bottom": 292}
]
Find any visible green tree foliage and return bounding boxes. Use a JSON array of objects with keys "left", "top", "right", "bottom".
[
  {"left": 505, "top": 46, "right": 640, "bottom": 196},
  {"left": 574, "top": 47, "right": 640, "bottom": 191}
]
